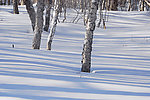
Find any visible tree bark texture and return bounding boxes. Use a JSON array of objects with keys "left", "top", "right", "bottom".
[
  {"left": 47, "top": 0, "right": 59, "bottom": 50},
  {"left": 44, "top": 0, "right": 52, "bottom": 32},
  {"left": 127, "top": 0, "right": 131, "bottom": 11},
  {"left": 139, "top": 0, "right": 144, "bottom": 11},
  {"left": 144, "top": 0, "right": 150, "bottom": 7},
  {"left": 32, "top": 0, "right": 44, "bottom": 49},
  {"left": 81, "top": 0, "right": 98, "bottom": 73},
  {"left": 25, "top": 0, "right": 36, "bottom": 31},
  {"left": 110, "top": 0, "right": 118, "bottom": 11},
  {"left": 13, "top": 0, "right": 19, "bottom": 14},
  {"left": 132, "top": 0, "right": 138, "bottom": 11}
]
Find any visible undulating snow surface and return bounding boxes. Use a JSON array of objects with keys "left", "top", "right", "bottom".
[{"left": 0, "top": 5, "right": 150, "bottom": 100}]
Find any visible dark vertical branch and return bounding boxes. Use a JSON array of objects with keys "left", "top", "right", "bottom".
[
  {"left": 13, "top": 0, "right": 19, "bottom": 14},
  {"left": 44, "top": 0, "right": 52, "bottom": 32}
]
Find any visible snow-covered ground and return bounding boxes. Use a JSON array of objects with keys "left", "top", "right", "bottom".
[{"left": 0, "top": 5, "right": 150, "bottom": 100}]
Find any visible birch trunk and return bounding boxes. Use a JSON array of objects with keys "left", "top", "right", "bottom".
[
  {"left": 127, "top": 0, "right": 131, "bottom": 11},
  {"left": 25, "top": 0, "right": 36, "bottom": 31},
  {"left": 13, "top": 0, "right": 19, "bottom": 14},
  {"left": 44, "top": 0, "right": 52, "bottom": 32},
  {"left": 144, "top": 0, "right": 150, "bottom": 7},
  {"left": 47, "top": 0, "right": 59, "bottom": 50},
  {"left": 139, "top": 0, "right": 144, "bottom": 11},
  {"left": 81, "top": 0, "right": 98, "bottom": 73},
  {"left": 32, "top": 0, "right": 44, "bottom": 49}
]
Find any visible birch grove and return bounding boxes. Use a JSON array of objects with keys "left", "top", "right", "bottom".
[{"left": 5, "top": 0, "right": 150, "bottom": 72}]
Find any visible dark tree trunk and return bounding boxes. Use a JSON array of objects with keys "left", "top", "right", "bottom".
[
  {"left": 13, "top": 0, "right": 19, "bottom": 14},
  {"left": 25, "top": 0, "right": 36, "bottom": 31},
  {"left": 139, "top": 0, "right": 144, "bottom": 11},
  {"left": 44, "top": 0, "right": 52, "bottom": 32},
  {"left": 4, "top": 0, "right": 6, "bottom": 5},
  {"left": 0, "top": 0, "right": 2, "bottom": 5},
  {"left": 127, "top": 0, "right": 131, "bottom": 11},
  {"left": 110, "top": 0, "right": 118, "bottom": 11},
  {"left": 8, "top": 0, "right": 11, "bottom": 5}
]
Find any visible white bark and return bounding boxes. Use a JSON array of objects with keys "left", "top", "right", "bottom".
[
  {"left": 127, "top": 0, "right": 131, "bottom": 11},
  {"left": 145, "top": 0, "right": 150, "bottom": 7},
  {"left": 32, "top": 0, "right": 44, "bottom": 49},
  {"left": 47, "top": 0, "right": 59, "bottom": 50},
  {"left": 139, "top": 0, "right": 144, "bottom": 11},
  {"left": 81, "top": 0, "right": 98, "bottom": 72}
]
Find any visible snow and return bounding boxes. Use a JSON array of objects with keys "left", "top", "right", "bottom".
[{"left": 0, "top": 5, "right": 150, "bottom": 100}]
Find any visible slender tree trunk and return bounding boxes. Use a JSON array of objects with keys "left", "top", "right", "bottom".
[
  {"left": 127, "top": 0, "right": 131, "bottom": 11},
  {"left": 80, "top": 0, "right": 84, "bottom": 12},
  {"left": 106, "top": 0, "right": 110, "bottom": 11},
  {"left": 47, "top": 0, "right": 59, "bottom": 50},
  {"left": 25, "top": 0, "right": 36, "bottom": 31},
  {"left": 13, "top": 0, "right": 19, "bottom": 14},
  {"left": 62, "top": 0, "right": 67, "bottom": 23},
  {"left": 97, "top": 0, "right": 103, "bottom": 28},
  {"left": 44, "top": 0, "right": 52, "bottom": 32},
  {"left": 8, "top": 0, "right": 11, "bottom": 5},
  {"left": 32, "top": 0, "right": 44, "bottom": 49},
  {"left": 0, "top": 0, "right": 2, "bottom": 5},
  {"left": 21, "top": 0, "right": 25, "bottom": 5},
  {"left": 81, "top": 0, "right": 98, "bottom": 73},
  {"left": 132, "top": 0, "right": 138, "bottom": 11},
  {"left": 139, "top": 0, "right": 144, "bottom": 11},
  {"left": 4, "top": 0, "right": 6, "bottom": 5}
]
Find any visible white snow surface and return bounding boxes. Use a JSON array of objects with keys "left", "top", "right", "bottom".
[{"left": 0, "top": 5, "right": 150, "bottom": 100}]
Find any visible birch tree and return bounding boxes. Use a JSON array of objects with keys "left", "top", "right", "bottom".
[
  {"left": 32, "top": 0, "right": 45, "bottom": 49},
  {"left": 139, "top": 0, "right": 144, "bottom": 11},
  {"left": 127, "top": 0, "right": 131, "bottom": 11},
  {"left": 44, "top": 0, "right": 52, "bottom": 32},
  {"left": 47, "top": 0, "right": 59, "bottom": 50},
  {"left": 145, "top": 0, "right": 150, "bottom": 7},
  {"left": 25, "top": 0, "right": 36, "bottom": 31},
  {"left": 81, "top": 0, "right": 99, "bottom": 72}
]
